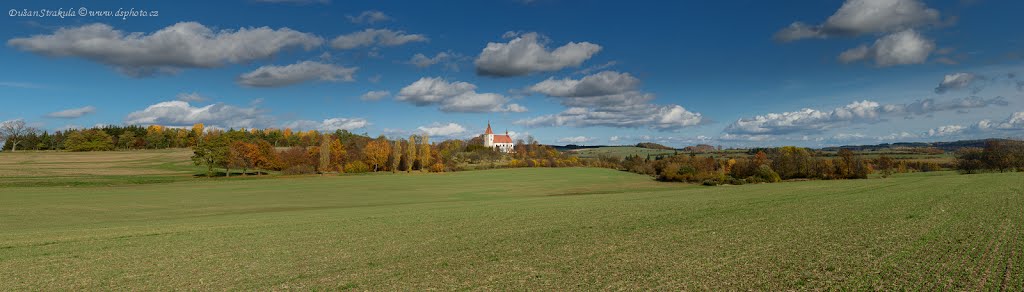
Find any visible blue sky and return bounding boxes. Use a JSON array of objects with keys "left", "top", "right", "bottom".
[{"left": 1, "top": 0, "right": 1022, "bottom": 147}]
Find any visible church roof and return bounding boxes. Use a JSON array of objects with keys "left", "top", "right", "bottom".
[
  {"left": 485, "top": 122, "right": 493, "bottom": 134},
  {"left": 493, "top": 135, "right": 513, "bottom": 143}
]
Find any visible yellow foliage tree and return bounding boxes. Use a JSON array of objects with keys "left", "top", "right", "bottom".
[
  {"left": 419, "top": 135, "right": 431, "bottom": 172},
  {"left": 363, "top": 137, "right": 391, "bottom": 172},
  {"left": 319, "top": 137, "right": 331, "bottom": 174},
  {"left": 330, "top": 138, "right": 346, "bottom": 172},
  {"left": 406, "top": 135, "right": 417, "bottom": 171},
  {"left": 190, "top": 123, "right": 204, "bottom": 145},
  {"left": 389, "top": 140, "right": 401, "bottom": 173}
]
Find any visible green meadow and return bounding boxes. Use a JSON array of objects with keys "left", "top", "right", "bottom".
[{"left": 0, "top": 150, "right": 1022, "bottom": 290}]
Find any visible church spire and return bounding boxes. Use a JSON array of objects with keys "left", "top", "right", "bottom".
[{"left": 485, "top": 121, "right": 493, "bottom": 134}]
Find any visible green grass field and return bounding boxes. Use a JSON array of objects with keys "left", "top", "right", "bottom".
[{"left": 1, "top": 150, "right": 1022, "bottom": 289}]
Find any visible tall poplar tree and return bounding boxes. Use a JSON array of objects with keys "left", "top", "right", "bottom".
[
  {"left": 319, "top": 136, "right": 331, "bottom": 175},
  {"left": 419, "top": 134, "right": 431, "bottom": 171},
  {"left": 389, "top": 140, "right": 402, "bottom": 173},
  {"left": 406, "top": 135, "right": 417, "bottom": 172}
]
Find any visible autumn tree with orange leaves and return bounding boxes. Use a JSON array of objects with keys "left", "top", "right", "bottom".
[
  {"left": 329, "top": 137, "right": 346, "bottom": 172},
  {"left": 253, "top": 140, "right": 276, "bottom": 175},
  {"left": 363, "top": 136, "right": 391, "bottom": 172},
  {"left": 229, "top": 141, "right": 258, "bottom": 176}
]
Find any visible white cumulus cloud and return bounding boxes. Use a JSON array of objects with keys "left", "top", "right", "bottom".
[
  {"left": 475, "top": 32, "right": 601, "bottom": 77},
  {"left": 774, "top": 0, "right": 944, "bottom": 68},
  {"left": 922, "top": 112, "right": 1024, "bottom": 139},
  {"left": 396, "top": 77, "right": 527, "bottom": 113},
  {"left": 527, "top": 71, "right": 639, "bottom": 97},
  {"left": 330, "top": 28, "right": 427, "bottom": 50},
  {"left": 8, "top": 22, "right": 322, "bottom": 76},
  {"left": 838, "top": 29, "right": 935, "bottom": 66},
  {"left": 516, "top": 104, "right": 702, "bottom": 131},
  {"left": 517, "top": 71, "right": 703, "bottom": 131},
  {"left": 557, "top": 136, "right": 596, "bottom": 144},
  {"left": 416, "top": 122, "right": 467, "bottom": 137},
  {"left": 724, "top": 97, "right": 1008, "bottom": 137},
  {"left": 282, "top": 118, "right": 369, "bottom": 131},
  {"left": 934, "top": 72, "right": 985, "bottom": 94},
  {"left": 237, "top": 61, "right": 356, "bottom": 87},
  {"left": 774, "top": 0, "right": 941, "bottom": 42},
  {"left": 876, "top": 131, "right": 919, "bottom": 141},
  {"left": 926, "top": 124, "right": 967, "bottom": 137},
  {"left": 408, "top": 51, "right": 461, "bottom": 70},
  {"left": 125, "top": 101, "right": 267, "bottom": 129}
]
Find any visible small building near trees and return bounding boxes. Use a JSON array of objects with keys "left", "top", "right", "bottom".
[{"left": 482, "top": 122, "right": 514, "bottom": 153}]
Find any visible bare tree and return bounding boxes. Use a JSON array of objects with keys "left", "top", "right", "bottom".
[{"left": 1, "top": 120, "right": 36, "bottom": 152}]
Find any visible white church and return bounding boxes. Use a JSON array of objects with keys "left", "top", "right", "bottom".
[{"left": 483, "top": 122, "right": 515, "bottom": 153}]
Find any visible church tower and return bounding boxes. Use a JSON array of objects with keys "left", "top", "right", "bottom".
[
  {"left": 484, "top": 121, "right": 494, "bottom": 148},
  {"left": 481, "top": 121, "right": 514, "bottom": 153}
]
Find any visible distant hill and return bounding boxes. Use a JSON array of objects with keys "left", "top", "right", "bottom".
[
  {"left": 681, "top": 144, "right": 716, "bottom": 152},
  {"left": 822, "top": 138, "right": 1020, "bottom": 152},
  {"left": 562, "top": 146, "right": 677, "bottom": 159},
  {"left": 550, "top": 144, "right": 609, "bottom": 151},
  {"left": 636, "top": 142, "right": 674, "bottom": 150},
  {"left": 552, "top": 142, "right": 679, "bottom": 151},
  {"left": 552, "top": 138, "right": 1021, "bottom": 154}
]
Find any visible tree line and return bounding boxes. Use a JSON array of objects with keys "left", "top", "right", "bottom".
[
  {"left": 0, "top": 122, "right": 372, "bottom": 152},
  {"left": 185, "top": 125, "right": 587, "bottom": 177},
  {"left": 617, "top": 147, "right": 869, "bottom": 185},
  {"left": 0, "top": 121, "right": 589, "bottom": 176},
  {"left": 954, "top": 140, "right": 1024, "bottom": 173},
  {"left": 7, "top": 120, "right": 1018, "bottom": 183},
  {"left": 608, "top": 146, "right": 954, "bottom": 185},
  {"left": 186, "top": 128, "right": 433, "bottom": 176}
]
